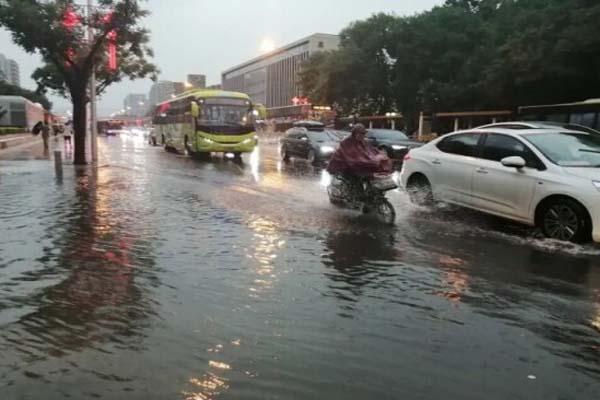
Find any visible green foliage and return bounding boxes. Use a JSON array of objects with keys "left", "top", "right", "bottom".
[
  {"left": 300, "top": 0, "right": 600, "bottom": 121},
  {"left": 0, "top": 0, "right": 159, "bottom": 163},
  {"left": 0, "top": 80, "right": 53, "bottom": 110},
  {"left": 0, "top": 0, "right": 158, "bottom": 98},
  {"left": 0, "top": 127, "right": 23, "bottom": 135}
]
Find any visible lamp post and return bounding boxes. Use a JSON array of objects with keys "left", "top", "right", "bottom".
[{"left": 88, "top": 0, "right": 98, "bottom": 163}]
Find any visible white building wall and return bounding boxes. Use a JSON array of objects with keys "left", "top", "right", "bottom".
[{"left": 222, "top": 33, "right": 339, "bottom": 107}]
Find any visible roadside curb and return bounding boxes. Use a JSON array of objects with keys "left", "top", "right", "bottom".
[{"left": 0, "top": 134, "right": 35, "bottom": 150}]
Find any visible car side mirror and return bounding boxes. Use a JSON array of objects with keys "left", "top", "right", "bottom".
[{"left": 501, "top": 156, "right": 526, "bottom": 169}]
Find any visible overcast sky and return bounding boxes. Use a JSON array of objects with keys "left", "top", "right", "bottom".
[{"left": 0, "top": 0, "right": 443, "bottom": 116}]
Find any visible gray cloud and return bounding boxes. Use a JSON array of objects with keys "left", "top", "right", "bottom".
[{"left": 1, "top": 0, "right": 443, "bottom": 116}]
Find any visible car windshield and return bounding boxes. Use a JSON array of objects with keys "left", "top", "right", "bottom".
[
  {"left": 307, "top": 130, "right": 338, "bottom": 142},
  {"left": 199, "top": 98, "right": 251, "bottom": 126},
  {"left": 525, "top": 132, "right": 600, "bottom": 167},
  {"left": 369, "top": 129, "right": 409, "bottom": 140}
]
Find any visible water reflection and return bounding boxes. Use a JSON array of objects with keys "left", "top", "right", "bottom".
[
  {"left": 1, "top": 166, "right": 159, "bottom": 360},
  {"left": 408, "top": 218, "right": 600, "bottom": 377},
  {"left": 245, "top": 215, "right": 284, "bottom": 298},
  {"left": 322, "top": 226, "right": 399, "bottom": 315}
]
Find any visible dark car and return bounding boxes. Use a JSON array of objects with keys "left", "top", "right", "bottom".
[
  {"left": 280, "top": 123, "right": 340, "bottom": 165},
  {"left": 365, "top": 129, "right": 422, "bottom": 165}
]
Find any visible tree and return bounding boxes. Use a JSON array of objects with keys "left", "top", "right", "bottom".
[
  {"left": 300, "top": 0, "right": 600, "bottom": 130},
  {"left": 0, "top": 0, "right": 158, "bottom": 164},
  {"left": 0, "top": 80, "right": 53, "bottom": 110}
]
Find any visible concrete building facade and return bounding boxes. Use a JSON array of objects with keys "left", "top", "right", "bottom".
[
  {"left": 148, "top": 81, "right": 185, "bottom": 110},
  {"left": 187, "top": 74, "right": 206, "bottom": 89},
  {"left": 221, "top": 33, "right": 339, "bottom": 107},
  {"left": 0, "top": 54, "right": 20, "bottom": 87},
  {"left": 123, "top": 93, "right": 148, "bottom": 117}
]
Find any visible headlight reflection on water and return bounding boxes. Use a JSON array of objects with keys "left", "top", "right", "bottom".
[
  {"left": 249, "top": 146, "right": 260, "bottom": 182},
  {"left": 320, "top": 170, "right": 331, "bottom": 187}
]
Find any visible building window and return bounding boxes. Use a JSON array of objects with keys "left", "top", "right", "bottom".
[{"left": 318, "top": 41, "right": 324, "bottom": 48}]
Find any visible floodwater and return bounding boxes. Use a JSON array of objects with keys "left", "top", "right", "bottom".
[{"left": 1, "top": 135, "right": 599, "bottom": 399}]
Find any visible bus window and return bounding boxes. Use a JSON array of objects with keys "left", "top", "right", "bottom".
[{"left": 569, "top": 112, "right": 597, "bottom": 128}]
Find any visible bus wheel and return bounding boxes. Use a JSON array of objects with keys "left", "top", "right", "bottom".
[{"left": 184, "top": 136, "right": 194, "bottom": 156}]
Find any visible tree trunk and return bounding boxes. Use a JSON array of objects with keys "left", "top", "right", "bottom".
[{"left": 72, "top": 90, "right": 88, "bottom": 165}]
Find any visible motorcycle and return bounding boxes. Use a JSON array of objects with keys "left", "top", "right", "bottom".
[{"left": 327, "top": 173, "right": 398, "bottom": 224}]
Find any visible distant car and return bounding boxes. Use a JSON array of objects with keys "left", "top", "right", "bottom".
[
  {"left": 400, "top": 127, "right": 600, "bottom": 243},
  {"left": 280, "top": 126, "right": 340, "bottom": 165},
  {"left": 148, "top": 128, "right": 158, "bottom": 146},
  {"left": 477, "top": 121, "right": 600, "bottom": 135},
  {"left": 366, "top": 129, "right": 422, "bottom": 165},
  {"left": 292, "top": 120, "right": 326, "bottom": 131},
  {"left": 328, "top": 129, "right": 350, "bottom": 140},
  {"left": 105, "top": 128, "right": 125, "bottom": 136}
]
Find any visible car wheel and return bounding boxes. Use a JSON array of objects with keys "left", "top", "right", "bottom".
[
  {"left": 539, "top": 198, "right": 591, "bottom": 243},
  {"left": 281, "top": 145, "right": 290, "bottom": 162},
  {"left": 406, "top": 175, "right": 434, "bottom": 206},
  {"left": 379, "top": 146, "right": 393, "bottom": 158},
  {"left": 307, "top": 149, "right": 316, "bottom": 165},
  {"left": 184, "top": 136, "right": 193, "bottom": 156}
]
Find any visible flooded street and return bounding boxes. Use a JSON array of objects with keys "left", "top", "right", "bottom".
[{"left": 1, "top": 136, "right": 600, "bottom": 399}]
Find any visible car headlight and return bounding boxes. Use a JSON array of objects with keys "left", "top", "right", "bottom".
[
  {"left": 241, "top": 138, "right": 253, "bottom": 144},
  {"left": 391, "top": 145, "right": 407, "bottom": 151},
  {"left": 201, "top": 137, "right": 214, "bottom": 144},
  {"left": 320, "top": 145, "right": 335, "bottom": 154},
  {"left": 593, "top": 181, "right": 600, "bottom": 191}
]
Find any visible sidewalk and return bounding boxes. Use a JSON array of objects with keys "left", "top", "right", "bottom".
[
  {"left": 0, "top": 133, "right": 34, "bottom": 149},
  {"left": 0, "top": 135, "right": 70, "bottom": 161}
]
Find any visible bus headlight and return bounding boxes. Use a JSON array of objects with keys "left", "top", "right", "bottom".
[{"left": 320, "top": 145, "right": 335, "bottom": 154}]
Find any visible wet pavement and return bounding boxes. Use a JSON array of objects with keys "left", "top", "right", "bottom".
[{"left": 1, "top": 134, "right": 600, "bottom": 399}]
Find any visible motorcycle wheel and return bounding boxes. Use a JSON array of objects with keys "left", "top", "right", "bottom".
[
  {"left": 374, "top": 199, "right": 396, "bottom": 225},
  {"left": 327, "top": 185, "right": 344, "bottom": 206}
]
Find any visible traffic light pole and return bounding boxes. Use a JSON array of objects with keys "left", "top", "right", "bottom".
[{"left": 88, "top": 0, "right": 98, "bottom": 164}]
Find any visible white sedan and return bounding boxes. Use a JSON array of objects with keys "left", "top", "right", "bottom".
[{"left": 400, "top": 128, "right": 600, "bottom": 243}]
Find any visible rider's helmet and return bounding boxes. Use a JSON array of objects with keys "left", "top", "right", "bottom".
[{"left": 351, "top": 123, "right": 367, "bottom": 139}]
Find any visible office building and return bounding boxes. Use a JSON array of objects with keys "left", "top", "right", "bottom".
[
  {"left": 148, "top": 81, "right": 185, "bottom": 109},
  {"left": 123, "top": 93, "right": 147, "bottom": 117},
  {"left": 0, "top": 53, "right": 20, "bottom": 87},
  {"left": 222, "top": 33, "right": 339, "bottom": 107},
  {"left": 187, "top": 74, "right": 206, "bottom": 89}
]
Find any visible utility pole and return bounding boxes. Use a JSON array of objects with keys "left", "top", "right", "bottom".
[{"left": 88, "top": 0, "right": 98, "bottom": 163}]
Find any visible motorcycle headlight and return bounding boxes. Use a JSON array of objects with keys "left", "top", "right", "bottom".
[
  {"left": 391, "top": 145, "right": 407, "bottom": 151},
  {"left": 320, "top": 145, "right": 335, "bottom": 154},
  {"left": 593, "top": 181, "right": 600, "bottom": 191}
]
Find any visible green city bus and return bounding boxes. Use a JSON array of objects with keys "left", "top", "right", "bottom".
[{"left": 152, "top": 89, "right": 258, "bottom": 157}]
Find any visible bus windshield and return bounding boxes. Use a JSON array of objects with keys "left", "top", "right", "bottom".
[{"left": 199, "top": 98, "right": 252, "bottom": 127}]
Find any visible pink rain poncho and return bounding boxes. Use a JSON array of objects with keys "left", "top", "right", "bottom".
[{"left": 327, "top": 135, "right": 393, "bottom": 176}]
